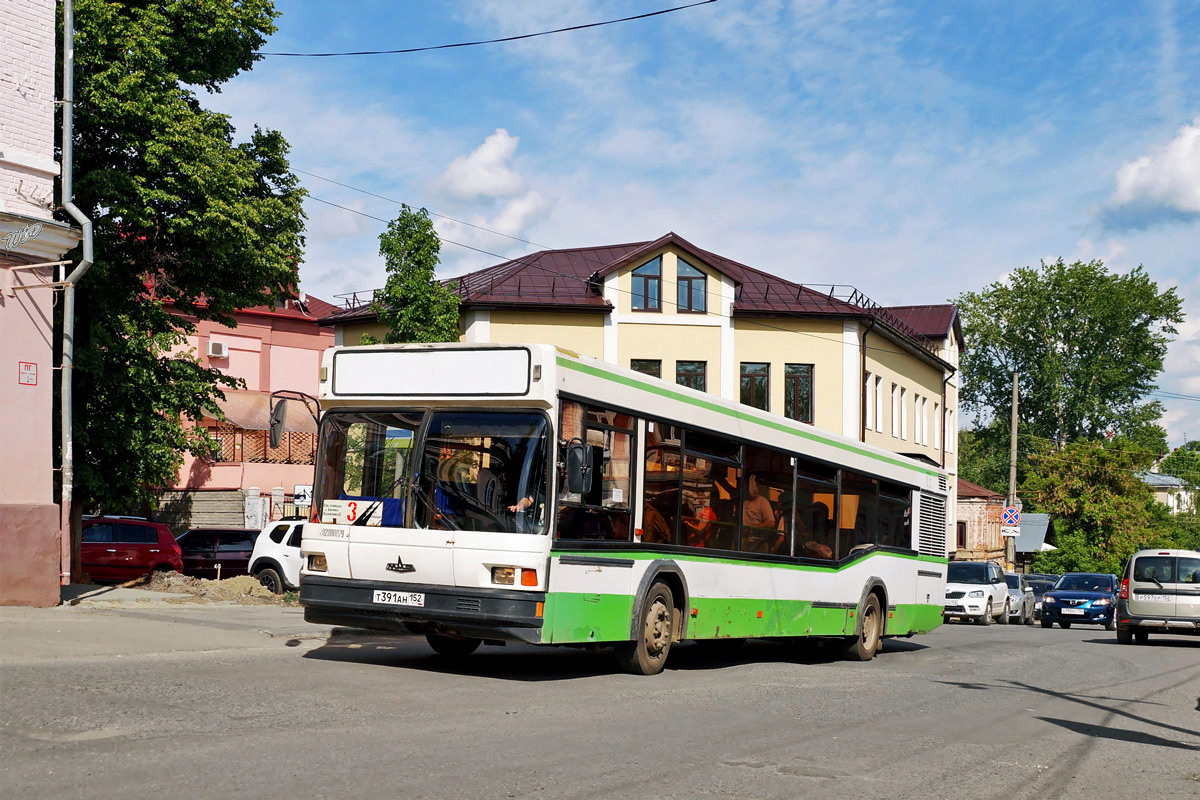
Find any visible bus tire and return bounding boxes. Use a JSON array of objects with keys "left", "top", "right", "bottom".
[
  {"left": 844, "top": 593, "right": 881, "bottom": 662},
  {"left": 426, "top": 634, "right": 481, "bottom": 657},
  {"left": 614, "top": 581, "right": 674, "bottom": 675}
]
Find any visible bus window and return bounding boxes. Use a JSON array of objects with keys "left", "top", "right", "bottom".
[
  {"left": 315, "top": 411, "right": 423, "bottom": 527},
  {"left": 557, "top": 401, "right": 634, "bottom": 541},
  {"left": 878, "top": 484, "right": 912, "bottom": 549},
  {"left": 740, "top": 445, "right": 792, "bottom": 554},
  {"left": 642, "top": 422, "right": 681, "bottom": 544},
  {"left": 793, "top": 460, "right": 838, "bottom": 560},
  {"left": 681, "top": 455, "right": 739, "bottom": 550},
  {"left": 839, "top": 472, "right": 879, "bottom": 557},
  {"left": 415, "top": 411, "right": 550, "bottom": 534}
]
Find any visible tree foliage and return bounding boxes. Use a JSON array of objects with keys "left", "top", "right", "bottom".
[
  {"left": 956, "top": 259, "right": 1182, "bottom": 448},
  {"left": 1158, "top": 441, "right": 1200, "bottom": 487},
  {"left": 370, "top": 205, "right": 461, "bottom": 343},
  {"left": 65, "top": 0, "right": 305, "bottom": 512}
]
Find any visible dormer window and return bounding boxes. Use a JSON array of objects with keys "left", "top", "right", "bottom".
[
  {"left": 677, "top": 259, "right": 707, "bottom": 313},
  {"left": 632, "top": 256, "right": 662, "bottom": 311}
]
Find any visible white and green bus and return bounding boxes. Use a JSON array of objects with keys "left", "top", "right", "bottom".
[{"left": 300, "top": 343, "right": 949, "bottom": 674}]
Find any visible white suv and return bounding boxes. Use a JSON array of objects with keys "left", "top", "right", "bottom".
[
  {"left": 249, "top": 518, "right": 306, "bottom": 593},
  {"left": 944, "top": 561, "right": 1010, "bottom": 625}
]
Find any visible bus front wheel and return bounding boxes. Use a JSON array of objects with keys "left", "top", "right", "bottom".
[
  {"left": 844, "top": 593, "right": 882, "bottom": 662},
  {"left": 426, "top": 634, "right": 481, "bottom": 657},
  {"left": 615, "top": 581, "right": 675, "bottom": 675}
]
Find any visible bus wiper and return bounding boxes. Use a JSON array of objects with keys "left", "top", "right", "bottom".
[
  {"left": 354, "top": 473, "right": 409, "bottom": 526},
  {"left": 409, "top": 484, "right": 461, "bottom": 532}
]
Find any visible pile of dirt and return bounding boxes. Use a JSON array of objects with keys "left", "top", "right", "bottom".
[{"left": 122, "top": 571, "right": 283, "bottom": 604}]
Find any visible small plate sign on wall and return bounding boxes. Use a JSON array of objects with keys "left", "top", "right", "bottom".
[{"left": 18, "top": 362, "right": 37, "bottom": 386}]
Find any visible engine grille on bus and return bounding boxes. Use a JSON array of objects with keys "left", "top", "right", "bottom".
[{"left": 917, "top": 492, "right": 947, "bottom": 556}]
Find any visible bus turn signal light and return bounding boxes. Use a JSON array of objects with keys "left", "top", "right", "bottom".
[{"left": 521, "top": 568, "right": 538, "bottom": 587}]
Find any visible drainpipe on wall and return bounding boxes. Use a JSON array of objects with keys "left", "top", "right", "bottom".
[
  {"left": 859, "top": 319, "right": 876, "bottom": 443},
  {"left": 59, "top": 0, "right": 95, "bottom": 585},
  {"left": 940, "top": 372, "right": 952, "bottom": 468}
]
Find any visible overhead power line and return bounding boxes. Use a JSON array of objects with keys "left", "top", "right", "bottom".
[{"left": 261, "top": 0, "right": 718, "bottom": 57}]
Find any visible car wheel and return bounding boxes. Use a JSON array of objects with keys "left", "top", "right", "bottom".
[
  {"left": 1104, "top": 618, "right": 1116, "bottom": 631},
  {"left": 997, "top": 599, "right": 1009, "bottom": 624},
  {"left": 1134, "top": 630, "right": 1149, "bottom": 644},
  {"left": 255, "top": 567, "right": 284, "bottom": 594},
  {"left": 1059, "top": 621, "right": 1072, "bottom": 629},
  {"left": 1024, "top": 605, "right": 1035, "bottom": 626},
  {"left": 426, "top": 634, "right": 482, "bottom": 657},
  {"left": 843, "top": 593, "right": 882, "bottom": 662},
  {"left": 614, "top": 581, "right": 675, "bottom": 675},
  {"left": 1116, "top": 626, "right": 1132, "bottom": 644},
  {"left": 977, "top": 607, "right": 992, "bottom": 626}
]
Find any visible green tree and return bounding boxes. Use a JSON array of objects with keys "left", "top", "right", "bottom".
[
  {"left": 65, "top": 0, "right": 305, "bottom": 515},
  {"left": 370, "top": 205, "right": 461, "bottom": 343},
  {"left": 1026, "top": 438, "right": 1160, "bottom": 574},
  {"left": 1158, "top": 441, "right": 1200, "bottom": 487},
  {"left": 956, "top": 259, "right": 1183, "bottom": 449},
  {"left": 957, "top": 424, "right": 1019, "bottom": 494}
]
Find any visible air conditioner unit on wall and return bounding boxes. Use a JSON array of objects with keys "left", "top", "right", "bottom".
[{"left": 206, "top": 341, "right": 229, "bottom": 358}]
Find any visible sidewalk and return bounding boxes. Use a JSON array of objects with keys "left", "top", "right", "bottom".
[{"left": 0, "top": 585, "right": 358, "bottom": 665}]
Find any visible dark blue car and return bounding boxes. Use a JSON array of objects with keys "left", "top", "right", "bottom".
[{"left": 1040, "top": 572, "right": 1118, "bottom": 630}]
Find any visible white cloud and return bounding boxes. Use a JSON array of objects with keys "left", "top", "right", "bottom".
[
  {"left": 435, "top": 129, "right": 527, "bottom": 200},
  {"left": 1103, "top": 119, "right": 1200, "bottom": 229}
]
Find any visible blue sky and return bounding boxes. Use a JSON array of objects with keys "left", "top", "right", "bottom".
[{"left": 207, "top": 0, "right": 1200, "bottom": 446}]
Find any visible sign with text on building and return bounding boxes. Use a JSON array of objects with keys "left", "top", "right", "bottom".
[
  {"left": 1002, "top": 506, "right": 1021, "bottom": 526},
  {"left": 18, "top": 362, "right": 37, "bottom": 386}
]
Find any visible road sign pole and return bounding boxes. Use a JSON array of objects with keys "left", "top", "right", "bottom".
[{"left": 1007, "top": 373, "right": 1018, "bottom": 571}]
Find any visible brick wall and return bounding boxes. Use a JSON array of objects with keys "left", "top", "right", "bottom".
[{"left": 1, "top": 0, "right": 57, "bottom": 219}]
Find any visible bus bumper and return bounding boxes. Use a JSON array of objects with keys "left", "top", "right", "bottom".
[{"left": 300, "top": 575, "right": 546, "bottom": 643}]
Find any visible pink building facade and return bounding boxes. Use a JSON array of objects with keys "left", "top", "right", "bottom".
[
  {"left": 1, "top": 0, "right": 81, "bottom": 606},
  {"left": 158, "top": 297, "right": 336, "bottom": 532}
]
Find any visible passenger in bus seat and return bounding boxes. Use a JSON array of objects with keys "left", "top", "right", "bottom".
[
  {"left": 684, "top": 506, "right": 718, "bottom": 547},
  {"left": 741, "top": 474, "right": 775, "bottom": 528},
  {"left": 641, "top": 502, "right": 672, "bottom": 544}
]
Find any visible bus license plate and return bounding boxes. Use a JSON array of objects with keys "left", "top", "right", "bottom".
[
  {"left": 1135, "top": 594, "right": 1170, "bottom": 603},
  {"left": 373, "top": 589, "right": 425, "bottom": 607},
  {"left": 1061, "top": 608, "right": 1084, "bottom": 615}
]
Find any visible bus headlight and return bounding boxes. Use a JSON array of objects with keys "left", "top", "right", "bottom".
[
  {"left": 307, "top": 553, "right": 328, "bottom": 572},
  {"left": 491, "top": 566, "right": 515, "bottom": 585}
]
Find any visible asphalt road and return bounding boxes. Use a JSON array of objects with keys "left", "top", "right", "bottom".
[{"left": 1, "top": 605, "right": 1198, "bottom": 800}]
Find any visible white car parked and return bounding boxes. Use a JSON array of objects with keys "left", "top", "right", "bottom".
[
  {"left": 249, "top": 518, "right": 306, "bottom": 593},
  {"left": 944, "top": 561, "right": 1010, "bottom": 625}
]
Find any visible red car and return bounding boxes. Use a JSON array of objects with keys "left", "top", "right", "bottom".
[{"left": 81, "top": 516, "right": 183, "bottom": 582}]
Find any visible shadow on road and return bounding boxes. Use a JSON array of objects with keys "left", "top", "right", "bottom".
[
  {"left": 300, "top": 633, "right": 928, "bottom": 681},
  {"left": 1082, "top": 637, "right": 1200, "bottom": 648},
  {"left": 1035, "top": 717, "right": 1200, "bottom": 751}
]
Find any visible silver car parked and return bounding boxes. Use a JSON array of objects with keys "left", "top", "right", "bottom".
[{"left": 1005, "top": 573, "right": 1036, "bottom": 625}]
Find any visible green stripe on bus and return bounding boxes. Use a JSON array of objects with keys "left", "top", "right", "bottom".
[
  {"left": 556, "top": 355, "right": 941, "bottom": 478},
  {"left": 550, "top": 548, "right": 948, "bottom": 573},
  {"left": 542, "top": 592, "right": 943, "bottom": 643}
]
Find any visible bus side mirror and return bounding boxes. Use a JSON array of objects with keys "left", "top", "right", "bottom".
[
  {"left": 269, "top": 399, "right": 288, "bottom": 449},
  {"left": 566, "top": 441, "right": 593, "bottom": 495}
]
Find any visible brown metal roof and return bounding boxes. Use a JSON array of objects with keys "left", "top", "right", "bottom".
[
  {"left": 316, "top": 234, "right": 956, "bottom": 368},
  {"left": 958, "top": 477, "right": 1004, "bottom": 499},
  {"left": 887, "top": 304, "right": 964, "bottom": 350}
]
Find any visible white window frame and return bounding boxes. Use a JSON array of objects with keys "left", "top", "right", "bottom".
[
  {"left": 900, "top": 387, "right": 908, "bottom": 441},
  {"left": 874, "top": 376, "right": 883, "bottom": 433},
  {"left": 891, "top": 383, "right": 899, "bottom": 439},
  {"left": 933, "top": 402, "right": 941, "bottom": 450},
  {"left": 864, "top": 371, "right": 874, "bottom": 432}
]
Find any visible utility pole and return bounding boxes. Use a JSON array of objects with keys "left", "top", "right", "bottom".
[{"left": 1006, "top": 373, "right": 1019, "bottom": 571}]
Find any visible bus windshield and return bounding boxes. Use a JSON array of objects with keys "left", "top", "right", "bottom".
[
  {"left": 315, "top": 411, "right": 422, "bottom": 527},
  {"left": 415, "top": 411, "right": 549, "bottom": 534}
]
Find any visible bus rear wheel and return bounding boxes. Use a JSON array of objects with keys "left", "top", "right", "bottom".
[
  {"left": 426, "top": 634, "right": 481, "bottom": 657},
  {"left": 615, "top": 581, "right": 675, "bottom": 675},
  {"left": 844, "top": 593, "right": 881, "bottom": 661}
]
